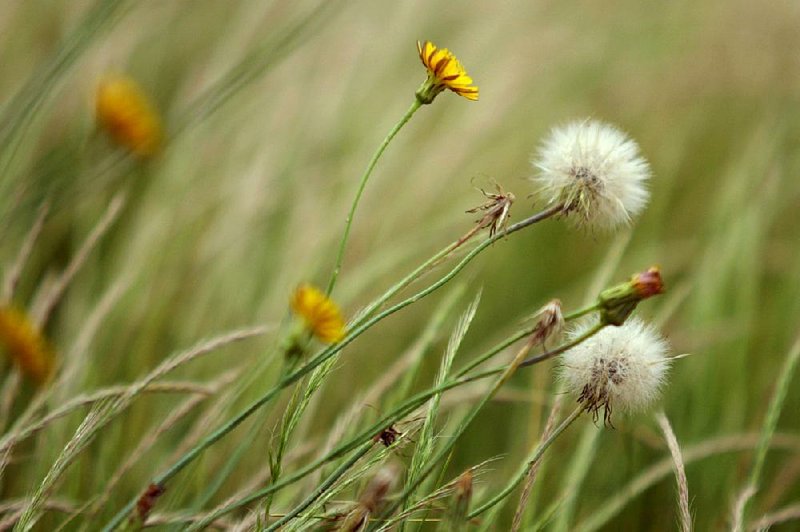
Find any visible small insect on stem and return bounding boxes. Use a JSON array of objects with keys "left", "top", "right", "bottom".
[
  {"left": 373, "top": 425, "right": 402, "bottom": 447},
  {"left": 135, "top": 483, "right": 165, "bottom": 523}
]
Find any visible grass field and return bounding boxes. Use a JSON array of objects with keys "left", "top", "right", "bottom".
[{"left": 1, "top": 0, "right": 799, "bottom": 530}]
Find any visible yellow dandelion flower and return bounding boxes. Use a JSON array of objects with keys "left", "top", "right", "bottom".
[
  {"left": 290, "top": 284, "right": 346, "bottom": 344},
  {"left": 96, "top": 75, "right": 163, "bottom": 158},
  {"left": 416, "top": 40, "right": 478, "bottom": 104},
  {"left": 0, "top": 305, "right": 55, "bottom": 384}
]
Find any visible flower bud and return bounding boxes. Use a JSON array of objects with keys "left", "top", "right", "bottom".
[{"left": 597, "top": 267, "right": 664, "bottom": 326}]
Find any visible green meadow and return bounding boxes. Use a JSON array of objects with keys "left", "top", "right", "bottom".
[{"left": 1, "top": 1, "right": 799, "bottom": 530}]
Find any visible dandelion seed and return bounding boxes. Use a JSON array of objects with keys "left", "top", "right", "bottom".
[
  {"left": 290, "top": 284, "right": 346, "bottom": 344},
  {"left": 416, "top": 40, "right": 478, "bottom": 104},
  {"left": 96, "top": 75, "right": 163, "bottom": 158},
  {"left": 0, "top": 305, "right": 54, "bottom": 384},
  {"left": 559, "top": 317, "right": 670, "bottom": 425},
  {"left": 532, "top": 119, "right": 651, "bottom": 231}
]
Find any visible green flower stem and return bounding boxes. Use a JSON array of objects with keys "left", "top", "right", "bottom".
[
  {"left": 370, "top": 337, "right": 541, "bottom": 529},
  {"left": 519, "top": 322, "right": 604, "bottom": 368},
  {"left": 175, "top": 317, "right": 601, "bottom": 529},
  {"left": 467, "top": 405, "right": 584, "bottom": 519},
  {"left": 102, "top": 206, "right": 560, "bottom": 531},
  {"left": 186, "top": 368, "right": 499, "bottom": 529},
  {"left": 326, "top": 99, "right": 423, "bottom": 296},
  {"left": 351, "top": 204, "right": 564, "bottom": 327},
  {"left": 265, "top": 441, "right": 374, "bottom": 531},
  {"left": 456, "top": 304, "right": 600, "bottom": 378}
]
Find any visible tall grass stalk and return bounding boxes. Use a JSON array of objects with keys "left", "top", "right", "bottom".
[
  {"left": 102, "top": 205, "right": 563, "bottom": 530},
  {"left": 656, "top": 411, "right": 692, "bottom": 532},
  {"left": 574, "top": 433, "right": 800, "bottom": 532},
  {"left": 169, "top": 316, "right": 602, "bottom": 529},
  {"left": 731, "top": 331, "right": 800, "bottom": 531}
]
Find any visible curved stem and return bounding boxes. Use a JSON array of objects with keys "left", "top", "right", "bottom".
[
  {"left": 169, "top": 318, "right": 595, "bottom": 529},
  {"left": 326, "top": 99, "right": 422, "bottom": 296},
  {"left": 467, "top": 405, "right": 584, "bottom": 518},
  {"left": 369, "top": 337, "right": 540, "bottom": 529},
  {"left": 456, "top": 303, "right": 599, "bottom": 378},
  {"left": 519, "top": 323, "right": 604, "bottom": 368},
  {"left": 352, "top": 204, "right": 563, "bottom": 327},
  {"left": 264, "top": 441, "right": 374, "bottom": 531},
  {"left": 102, "top": 206, "right": 561, "bottom": 531}
]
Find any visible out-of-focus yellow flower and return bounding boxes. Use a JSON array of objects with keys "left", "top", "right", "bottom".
[
  {"left": 416, "top": 41, "right": 478, "bottom": 104},
  {"left": 290, "top": 284, "right": 346, "bottom": 344},
  {"left": 0, "top": 305, "right": 54, "bottom": 384},
  {"left": 96, "top": 75, "right": 163, "bottom": 157}
]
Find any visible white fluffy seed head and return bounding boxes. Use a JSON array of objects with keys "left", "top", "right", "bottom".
[
  {"left": 532, "top": 119, "right": 651, "bottom": 231},
  {"left": 559, "top": 317, "right": 670, "bottom": 421}
]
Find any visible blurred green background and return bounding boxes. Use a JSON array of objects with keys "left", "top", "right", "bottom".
[{"left": 1, "top": 0, "right": 800, "bottom": 530}]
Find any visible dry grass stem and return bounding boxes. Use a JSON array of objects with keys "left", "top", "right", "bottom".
[
  {"left": 732, "top": 486, "right": 757, "bottom": 532},
  {"left": 0, "top": 379, "right": 226, "bottom": 455},
  {"left": 1, "top": 200, "right": 49, "bottom": 304},
  {"left": 511, "top": 396, "right": 563, "bottom": 532},
  {"left": 749, "top": 502, "right": 800, "bottom": 531},
  {"left": 91, "top": 370, "right": 239, "bottom": 512},
  {"left": 30, "top": 193, "right": 126, "bottom": 327},
  {"left": 575, "top": 433, "right": 800, "bottom": 532},
  {"left": 0, "top": 497, "right": 77, "bottom": 529},
  {"left": 656, "top": 411, "right": 692, "bottom": 532}
]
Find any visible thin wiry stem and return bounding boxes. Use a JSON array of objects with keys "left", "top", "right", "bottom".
[
  {"left": 326, "top": 99, "right": 422, "bottom": 296},
  {"left": 30, "top": 192, "right": 126, "bottom": 327},
  {"left": 732, "top": 332, "right": 800, "bottom": 531},
  {"left": 574, "top": 433, "right": 800, "bottom": 532},
  {"left": 656, "top": 411, "right": 692, "bottom": 532},
  {"left": 369, "top": 335, "right": 544, "bottom": 529},
  {"left": 732, "top": 486, "right": 757, "bottom": 532},
  {"left": 519, "top": 322, "right": 604, "bottom": 368},
  {"left": 749, "top": 502, "right": 800, "bottom": 531},
  {"left": 5, "top": 325, "right": 265, "bottom": 518},
  {"left": 468, "top": 405, "right": 583, "bottom": 520},
  {"left": 264, "top": 441, "right": 374, "bottom": 531},
  {"left": 511, "top": 397, "right": 563, "bottom": 532},
  {"left": 102, "top": 206, "right": 562, "bottom": 531},
  {"left": 158, "top": 310, "right": 593, "bottom": 529},
  {"left": 1, "top": 200, "right": 49, "bottom": 304},
  {"left": 352, "top": 204, "right": 563, "bottom": 327},
  {"left": 0, "top": 380, "right": 223, "bottom": 455}
]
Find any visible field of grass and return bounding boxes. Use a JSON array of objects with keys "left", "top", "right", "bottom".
[{"left": 1, "top": 0, "right": 799, "bottom": 530}]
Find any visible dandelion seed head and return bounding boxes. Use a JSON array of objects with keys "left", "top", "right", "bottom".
[
  {"left": 290, "top": 284, "right": 346, "bottom": 344},
  {"left": 532, "top": 119, "right": 651, "bottom": 231},
  {"left": 559, "top": 317, "right": 670, "bottom": 421}
]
